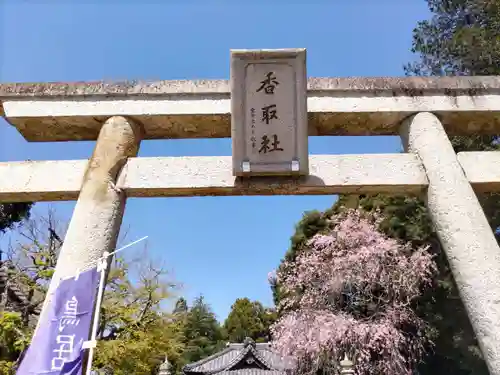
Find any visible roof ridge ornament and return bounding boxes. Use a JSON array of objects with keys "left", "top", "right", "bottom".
[{"left": 243, "top": 337, "right": 256, "bottom": 348}]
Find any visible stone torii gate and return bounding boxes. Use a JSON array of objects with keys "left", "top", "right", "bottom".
[{"left": 1, "top": 49, "right": 500, "bottom": 373}]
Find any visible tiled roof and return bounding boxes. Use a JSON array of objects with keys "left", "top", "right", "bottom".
[
  {"left": 0, "top": 261, "right": 41, "bottom": 313},
  {"left": 0, "top": 261, "right": 27, "bottom": 304},
  {"left": 183, "top": 338, "right": 294, "bottom": 375},
  {"left": 219, "top": 370, "right": 286, "bottom": 375}
]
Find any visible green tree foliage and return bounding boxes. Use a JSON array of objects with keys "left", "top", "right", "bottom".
[
  {"left": 0, "top": 211, "right": 60, "bottom": 375},
  {"left": 405, "top": 0, "right": 500, "bottom": 246},
  {"left": 180, "top": 296, "right": 224, "bottom": 366},
  {"left": 272, "top": 209, "right": 436, "bottom": 375},
  {"left": 93, "top": 257, "right": 184, "bottom": 375},
  {"left": 405, "top": 1, "right": 499, "bottom": 372},
  {"left": 271, "top": 210, "right": 331, "bottom": 307},
  {"left": 0, "top": 211, "right": 184, "bottom": 375},
  {"left": 271, "top": 2, "right": 500, "bottom": 373},
  {"left": 337, "top": 196, "right": 488, "bottom": 375},
  {"left": 0, "top": 203, "right": 33, "bottom": 234},
  {"left": 223, "top": 298, "right": 276, "bottom": 343},
  {"left": 272, "top": 195, "right": 490, "bottom": 374},
  {"left": 405, "top": 0, "right": 500, "bottom": 77},
  {"left": 0, "top": 312, "right": 31, "bottom": 374}
]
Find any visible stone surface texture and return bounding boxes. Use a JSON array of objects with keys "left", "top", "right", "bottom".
[
  {"left": 2, "top": 76, "right": 500, "bottom": 97},
  {"left": 457, "top": 151, "right": 500, "bottom": 192},
  {"left": 3, "top": 152, "right": 500, "bottom": 202},
  {"left": 34, "top": 116, "right": 143, "bottom": 334},
  {"left": 2, "top": 76, "right": 500, "bottom": 141},
  {"left": 401, "top": 112, "right": 500, "bottom": 375},
  {"left": 0, "top": 154, "right": 430, "bottom": 201}
]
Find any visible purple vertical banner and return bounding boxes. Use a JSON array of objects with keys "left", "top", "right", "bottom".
[{"left": 17, "top": 267, "right": 100, "bottom": 375}]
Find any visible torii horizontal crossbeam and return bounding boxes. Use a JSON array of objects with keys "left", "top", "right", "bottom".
[
  {"left": 1, "top": 76, "right": 500, "bottom": 141},
  {"left": 1, "top": 152, "right": 499, "bottom": 202}
]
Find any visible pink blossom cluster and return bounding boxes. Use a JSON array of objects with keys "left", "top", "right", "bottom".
[{"left": 271, "top": 209, "right": 436, "bottom": 375}]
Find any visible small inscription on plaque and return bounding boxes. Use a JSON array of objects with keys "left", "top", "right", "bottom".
[{"left": 231, "top": 49, "right": 308, "bottom": 176}]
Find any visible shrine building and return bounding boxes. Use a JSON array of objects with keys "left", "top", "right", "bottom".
[{"left": 182, "top": 338, "right": 294, "bottom": 375}]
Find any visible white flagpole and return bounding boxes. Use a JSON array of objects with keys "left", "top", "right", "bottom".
[
  {"left": 109, "top": 236, "right": 149, "bottom": 258},
  {"left": 84, "top": 253, "right": 108, "bottom": 375},
  {"left": 83, "top": 236, "right": 148, "bottom": 375}
]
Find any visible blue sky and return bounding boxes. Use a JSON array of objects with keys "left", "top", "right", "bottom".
[{"left": 0, "top": 1, "right": 430, "bottom": 321}]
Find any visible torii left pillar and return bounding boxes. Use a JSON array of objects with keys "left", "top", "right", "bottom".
[{"left": 35, "top": 116, "right": 143, "bottom": 333}]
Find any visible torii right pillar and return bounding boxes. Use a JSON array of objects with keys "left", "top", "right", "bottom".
[{"left": 401, "top": 112, "right": 500, "bottom": 375}]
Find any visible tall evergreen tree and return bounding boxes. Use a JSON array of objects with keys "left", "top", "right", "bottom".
[
  {"left": 405, "top": 0, "right": 500, "bottom": 77},
  {"left": 181, "top": 296, "right": 224, "bottom": 365},
  {"left": 0, "top": 203, "right": 32, "bottom": 234},
  {"left": 224, "top": 298, "right": 275, "bottom": 343}
]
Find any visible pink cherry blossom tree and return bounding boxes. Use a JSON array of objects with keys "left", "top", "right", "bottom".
[{"left": 271, "top": 209, "right": 436, "bottom": 375}]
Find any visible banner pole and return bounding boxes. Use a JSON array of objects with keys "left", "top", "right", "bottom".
[
  {"left": 82, "top": 236, "right": 148, "bottom": 374},
  {"left": 83, "top": 252, "right": 109, "bottom": 375}
]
